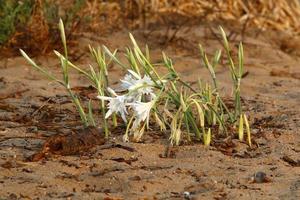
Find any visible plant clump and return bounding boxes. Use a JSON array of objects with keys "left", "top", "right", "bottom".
[{"left": 21, "top": 20, "right": 251, "bottom": 146}]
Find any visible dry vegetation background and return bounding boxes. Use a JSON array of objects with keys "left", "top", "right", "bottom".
[{"left": 1, "top": 0, "right": 300, "bottom": 56}]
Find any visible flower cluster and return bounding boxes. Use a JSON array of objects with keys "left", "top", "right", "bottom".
[{"left": 97, "top": 70, "right": 159, "bottom": 140}]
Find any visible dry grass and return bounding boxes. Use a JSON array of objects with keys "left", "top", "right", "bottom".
[
  {"left": 127, "top": 0, "right": 300, "bottom": 33},
  {"left": 2, "top": 0, "right": 300, "bottom": 56}
]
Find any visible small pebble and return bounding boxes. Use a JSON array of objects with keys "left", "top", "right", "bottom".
[
  {"left": 183, "top": 191, "right": 191, "bottom": 200},
  {"left": 251, "top": 171, "right": 269, "bottom": 183}
]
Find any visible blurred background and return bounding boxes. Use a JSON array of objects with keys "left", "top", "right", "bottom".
[{"left": 1, "top": 0, "right": 300, "bottom": 57}]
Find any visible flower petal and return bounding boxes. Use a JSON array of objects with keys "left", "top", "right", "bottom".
[
  {"left": 107, "top": 87, "right": 118, "bottom": 96},
  {"left": 97, "top": 96, "right": 112, "bottom": 101},
  {"left": 128, "top": 70, "right": 141, "bottom": 79},
  {"left": 105, "top": 109, "right": 113, "bottom": 119}
]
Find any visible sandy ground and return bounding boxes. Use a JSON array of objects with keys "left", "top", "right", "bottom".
[{"left": 0, "top": 25, "right": 300, "bottom": 200}]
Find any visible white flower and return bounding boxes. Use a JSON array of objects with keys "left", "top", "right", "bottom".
[
  {"left": 130, "top": 100, "right": 155, "bottom": 130},
  {"left": 97, "top": 87, "right": 128, "bottom": 122},
  {"left": 121, "top": 70, "right": 155, "bottom": 100},
  {"left": 120, "top": 73, "right": 137, "bottom": 90}
]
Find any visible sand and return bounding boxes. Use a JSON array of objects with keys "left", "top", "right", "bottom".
[{"left": 0, "top": 24, "right": 300, "bottom": 199}]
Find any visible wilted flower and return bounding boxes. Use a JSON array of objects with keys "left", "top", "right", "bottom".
[{"left": 97, "top": 88, "right": 128, "bottom": 122}]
